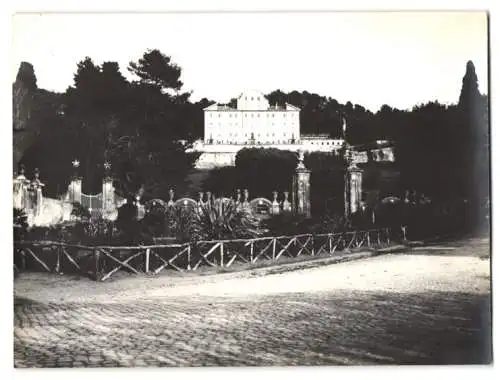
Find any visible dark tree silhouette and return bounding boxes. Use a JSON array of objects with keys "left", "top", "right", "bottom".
[{"left": 128, "top": 49, "right": 183, "bottom": 91}]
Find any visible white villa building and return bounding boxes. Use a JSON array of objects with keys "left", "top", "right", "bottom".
[{"left": 190, "top": 90, "right": 345, "bottom": 169}]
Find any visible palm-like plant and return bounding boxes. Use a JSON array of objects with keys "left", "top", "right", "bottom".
[{"left": 190, "top": 202, "right": 264, "bottom": 241}]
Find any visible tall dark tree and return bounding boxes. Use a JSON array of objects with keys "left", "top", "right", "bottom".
[
  {"left": 456, "top": 60, "right": 489, "bottom": 224},
  {"left": 128, "top": 49, "right": 183, "bottom": 91},
  {"left": 458, "top": 60, "right": 481, "bottom": 111},
  {"left": 13, "top": 62, "right": 38, "bottom": 171}
]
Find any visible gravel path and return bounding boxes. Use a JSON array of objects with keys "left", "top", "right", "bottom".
[{"left": 14, "top": 237, "right": 491, "bottom": 366}]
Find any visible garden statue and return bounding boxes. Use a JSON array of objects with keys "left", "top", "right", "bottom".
[
  {"left": 297, "top": 150, "right": 306, "bottom": 169},
  {"left": 243, "top": 189, "right": 250, "bottom": 211},
  {"left": 272, "top": 191, "right": 280, "bottom": 215},
  {"left": 282, "top": 191, "right": 291, "bottom": 212},
  {"left": 197, "top": 192, "right": 204, "bottom": 213},
  {"left": 235, "top": 189, "right": 242, "bottom": 211},
  {"left": 206, "top": 192, "right": 212, "bottom": 208},
  {"left": 103, "top": 161, "right": 112, "bottom": 179},
  {"left": 168, "top": 189, "right": 175, "bottom": 207}
]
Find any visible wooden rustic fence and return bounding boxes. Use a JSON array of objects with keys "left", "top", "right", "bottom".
[{"left": 14, "top": 227, "right": 403, "bottom": 281}]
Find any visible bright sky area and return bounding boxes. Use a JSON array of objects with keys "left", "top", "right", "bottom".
[{"left": 12, "top": 11, "right": 488, "bottom": 112}]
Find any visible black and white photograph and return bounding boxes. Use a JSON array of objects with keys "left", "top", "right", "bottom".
[{"left": 10, "top": 5, "right": 492, "bottom": 369}]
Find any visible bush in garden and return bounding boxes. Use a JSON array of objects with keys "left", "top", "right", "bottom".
[
  {"left": 165, "top": 206, "right": 197, "bottom": 242},
  {"left": 70, "top": 202, "right": 91, "bottom": 220},
  {"left": 141, "top": 201, "right": 169, "bottom": 237},
  {"left": 114, "top": 198, "right": 153, "bottom": 245},
  {"left": 13, "top": 208, "right": 28, "bottom": 241},
  {"left": 190, "top": 202, "right": 264, "bottom": 242},
  {"left": 263, "top": 211, "right": 354, "bottom": 236},
  {"left": 261, "top": 213, "right": 311, "bottom": 236}
]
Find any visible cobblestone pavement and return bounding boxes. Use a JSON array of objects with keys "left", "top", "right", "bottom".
[{"left": 14, "top": 239, "right": 491, "bottom": 367}]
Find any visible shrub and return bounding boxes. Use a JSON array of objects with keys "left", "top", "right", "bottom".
[
  {"left": 141, "top": 201, "right": 169, "bottom": 237},
  {"left": 13, "top": 208, "right": 28, "bottom": 241},
  {"left": 25, "top": 224, "right": 69, "bottom": 242},
  {"left": 262, "top": 213, "right": 311, "bottom": 236},
  {"left": 263, "top": 211, "right": 355, "bottom": 236},
  {"left": 71, "top": 202, "right": 91, "bottom": 220},
  {"left": 165, "top": 206, "right": 197, "bottom": 242},
  {"left": 190, "top": 202, "right": 264, "bottom": 241}
]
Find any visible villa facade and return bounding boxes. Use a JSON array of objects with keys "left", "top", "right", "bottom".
[{"left": 191, "top": 90, "right": 344, "bottom": 169}]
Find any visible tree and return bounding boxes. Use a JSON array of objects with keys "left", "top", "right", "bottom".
[
  {"left": 458, "top": 60, "right": 481, "bottom": 111},
  {"left": 13, "top": 62, "right": 38, "bottom": 171},
  {"left": 19, "top": 51, "right": 200, "bottom": 200},
  {"left": 128, "top": 49, "right": 183, "bottom": 92},
  {"left": 456, "top": 60, "right": 489, "bottom": 225}
]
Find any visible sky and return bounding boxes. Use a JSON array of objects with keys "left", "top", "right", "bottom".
[{"left": 11, "top": 11, "right": 488, "bottom": 112}]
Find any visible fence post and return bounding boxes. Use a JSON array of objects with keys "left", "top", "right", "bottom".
[
  {"left": 272, "top": 238, "right": 277, "bottom": 261},
  {"left": 220, "top": 242, "right": 224, "bottom": 267},
  {"left": 311, "top": 234, "right": 315, "bottom": 256},
  {"left": 94, "top": 249, "right": 101, "bottom": 281},
  {"left": 250, "top": 241, "right": 254, "bottom": 263},
  {"left": 55, "top": 245, "right": 61, "bottom": 273},
  {"left": 145, "top": 248, "right": 150, "bottom": 273},
  {"left": 402, "top": 225, "right": 407, "bottom": 242},
  {"left": 21, "top": 247, "right": 26, "bottom": 270},
  {"left": 187, "top": 244, "right": 191, "bottom": 270},
  {"left": 329, "top": 234, "right": 333, "bottom": 254}
]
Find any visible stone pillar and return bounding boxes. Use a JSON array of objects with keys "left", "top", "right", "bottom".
[
  {"left": 102, "top": 177, "right": 115, "bottom": 215},
  {"left": 292, "top": 152, "right": 311, "bottom": 218},
  {"left": 68, "top": 178, "right": 82, "bottom": 204},
  {"left": 13, "top": 164, "right": 29, "bottom": 210},
  {"left": 344, "top": 164, "right": 363, "bottom": 217},
  {"left": 31, "top": 168, "right": 45, "bottom": 217},
  {"left": 68, "top": 159, "right": 82, "bottom": 204}
]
